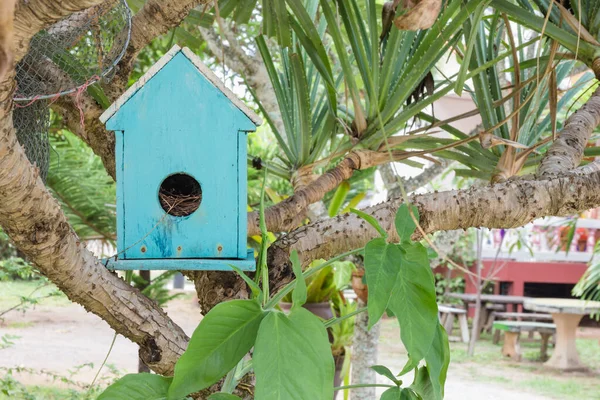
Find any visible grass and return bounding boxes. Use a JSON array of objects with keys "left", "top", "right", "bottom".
[
  {"left": 0, "top": 384, "right": 99, "bottom": 400},
  {"left": 450, "top": 331, "right": 600, "bottom": 400},
  {"left": 0, "top": 280, "right": 71, "bottom": 311}
]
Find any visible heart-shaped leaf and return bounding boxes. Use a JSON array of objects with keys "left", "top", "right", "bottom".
[
  {"left": 254, "top": 308, "right": 334, "bottom": 399},
  {"left": 364, "top": 238, "right": 403, "bottom": 328},
  {"left": 387, "top": 243, "right": 437, "bottom": 365},
  {"left": 168, "top": 300, "right": 265, "bottom": 400}
]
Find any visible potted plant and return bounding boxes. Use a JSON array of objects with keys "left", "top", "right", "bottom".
[
  {"left": 279, "top": 259, "right": 354, "bottom": 319},
  {"left": 330, "top": 297, "right": 356, "bottom": 399}
]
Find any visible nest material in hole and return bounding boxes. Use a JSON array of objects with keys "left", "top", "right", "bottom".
[{"left": 158, "top": 189, "right": 202, "bottom": 217}]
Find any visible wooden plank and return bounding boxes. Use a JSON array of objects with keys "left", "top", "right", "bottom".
[
  {"left": 447, "top": 293, "right": 528, "bottom": 303},
  {"left": 493, "top": 320, "right": 556, "bottom": 333},
  {"left": 493, "top": 312, "right": 552, "bottom": 321},
  {"left": 438, "top": 305, "right": 466, "bottom": 314},
  {"left": 104, "top": 249, "right": 256, "bottom": 271}
]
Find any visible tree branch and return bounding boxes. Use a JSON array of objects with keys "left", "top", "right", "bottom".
[
  {"left": 198, "top": 24, "right": 284, "bottom": 134},
  {"left": 0, "top": 86, "right": 188, "bottom": 375},
  {"left": 379, "top": 160, "right": 448, "bottom": 200},
  {"left": 53, "top": 0, "right": 210, "bottom": 178},
  {"left": 538, "top": 86, "right": 600, "bottom": 176},
  {"left": 13, "top": 0, "right": 105, "bottom": 61},
  {"left": 264, "top": 163, "right": 600, "bottom": 292},
  {"left": 4, "top": 1, "right": 192, "bottom": 375}
]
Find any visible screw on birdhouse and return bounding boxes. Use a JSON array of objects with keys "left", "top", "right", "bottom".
[
  {"left": 177, "top": 246, "right": 182, "bottom": 256},
  {"left": 141, "top": 245, "right": 147, "bottom": 253},
  {"left": 217, "top": 245, "right": 223, "bottom": 254}
]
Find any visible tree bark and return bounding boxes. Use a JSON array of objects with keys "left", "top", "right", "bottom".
[
  {"left": 0, "top": 81, "right": 188, "bottom": 374},
  {"left": 538, "top": 87, "right": 600, "bottom": 177},
  {"left": 264, "top": 165, "right": 600, "bottom": 292},
  {"left": 467, "top": 230, "right": 483, "bottom": 356},
  {"left": 53, "top": 0, "right": 209, "bottom": 179},
  {"left": 350, "top": 299, "right": 379, "bottom": 400},
  {"left": 2, "top": 1, "right": 195, "bottom": 375},
  {"left": 379, "top": 161, "right": 447, "bottom": 200}
]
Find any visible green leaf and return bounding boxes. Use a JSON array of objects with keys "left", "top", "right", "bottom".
[
  {"left": 410, "top": 366, "right": 433, "bottom": 400},
  {"left": 98, "top": 374, "right": 172, "bottom": 400},
  {"left": 422, "top": 324, "right": 451, "bottom": 400},
  {"left": 168, "top": 300, "right": 265, "bottom": 400},
  {"left": 381, "top": 387, "right": 402, "bottom": 400},
  {"left": 254, "top": 308, "right": 334, "bottom": 399},
  {"left": 351, "top": 208, "right": 387, "bottom": 238},
  {"left": 229, "top": 265, "right": 262, "bottom": 298},
  {"left": 387, "top": 243, "right": 438, "bottom": 367},
  {"left": 381, "top": 387, "right": 419, "bottom": 400},
  {"left": 290, "top": 250, "right": 307, "bottom": 309},
  {"left": 328, "top": 181, "right": 350, "bottom": 217},
  {"left": 207, "top": 394, "right": 242, "bottom": 400},
  {"left": 331, "top": 261, "right": 355, "bottom": 290},
  {"left": 364, "top": 238, "right": 403, "bottom": 329},
  {"left": 370, "top": 365, "right": 401, "bottom": 385},
  {"left": 395, "top": 204, "right": 419, "bottom": 243}
]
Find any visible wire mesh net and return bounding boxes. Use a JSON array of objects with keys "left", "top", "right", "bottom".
[{"left": 13, "top": 0, "right": 131, "bottom": 181}]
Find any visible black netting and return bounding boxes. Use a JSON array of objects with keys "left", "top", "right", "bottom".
[{"left": 13, "top": 0, "right": 131, "bottom": 181}]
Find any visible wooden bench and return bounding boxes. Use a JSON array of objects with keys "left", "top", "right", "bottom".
[
  {"left": 489, "top": 312, "right": 553, "bottom": 343},
  {"left": 438, "top": 305, "right": 469, "bottom": 343},
  {"left": 493, "top": 321, "right": 556, "bottom": 361}
]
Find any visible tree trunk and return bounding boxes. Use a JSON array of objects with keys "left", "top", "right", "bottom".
[
  {"left": 538, "top": 87, "right": 600, "bottom": 177},
  {"left": 467, "top": 230, "right": 483, "bottom": 356},
  {"left": 138, "top": 270, "right": 152, "bottom": 373},
  {"left": 351, "top": 299, "right": 379, "bottom": 400}
]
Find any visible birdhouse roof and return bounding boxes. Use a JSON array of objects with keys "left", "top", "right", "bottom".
[{"left": 99, "top": 45, "right": 263, "bottom": 126}]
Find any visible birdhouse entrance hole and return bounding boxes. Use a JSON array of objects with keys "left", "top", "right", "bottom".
[{"left": 158, "top": 173, "right": 202, "bottom": 217}]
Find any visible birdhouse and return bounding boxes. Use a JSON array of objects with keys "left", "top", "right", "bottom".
[{"left": 100, "top": 45, "right": 261, "bottom": 271}]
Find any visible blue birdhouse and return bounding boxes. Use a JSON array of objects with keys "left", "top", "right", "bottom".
[{"left": 100, "top": 45, "right": 261, "bottom": 271}]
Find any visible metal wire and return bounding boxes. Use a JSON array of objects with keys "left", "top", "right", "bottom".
[
  {"left": 12, "top": 0, "right": 131, "bottom": 182},
  {"left": 14, "top": 0, "right": 132, "bottom": 102}
]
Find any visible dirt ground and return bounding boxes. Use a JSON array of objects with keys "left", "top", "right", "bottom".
[{"left": 0, "top": 296, "right": 599, "bottom": 399}]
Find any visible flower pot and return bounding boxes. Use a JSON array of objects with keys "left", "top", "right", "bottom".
[
  {"left": 351, "top": 269, "right": 368, "bottom": 303},
  {"left": 333, "top": 352, "right": 345, "bottom": 400},
  {"left": 279, "top": 301, "right": 334, "bottom": 320}
]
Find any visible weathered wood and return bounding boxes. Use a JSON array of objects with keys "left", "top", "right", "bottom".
[
  {"left": 501, "top": 331, "right": 521, "bottom": 361},
  {"left": 439, "top": 305, "right": 469, "bottom": 343},
  {"left": 494, "top": 321, "right": 557, "bottom": 362},
  {"left": 493, "top": 312, "right": 553, "bottom": 321},
  {"left": 493, "top": 321, "right": 556, "bottom": 334},
  {"left": 524, "top": 298, "right": 600, "bottom": 370}
]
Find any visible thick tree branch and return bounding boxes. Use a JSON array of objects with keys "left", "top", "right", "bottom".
[
  {"left": 0, "top": 75, "right": 188, "bottom": 374},
  {"left": 247, "top": 149, "right": 455, "bottom": 236},
  {"left": 53, "top": 0, "right": 209, "bottom": 178},
  {"left": 538, "top": 86, "right": 600, "bottom": 176},
  {"left": 264, "top": 164, "right": 600, "bottom": 291},
  {"left": 4, "top": 1, "right": 193, "bottom": 375},
  {"left": 13, "top": 0, "right": 105, "bottom": 61}
]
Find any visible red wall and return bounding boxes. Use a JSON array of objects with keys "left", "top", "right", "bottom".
[{"left": 464, "top": 260, "right": 588, "bottom": 296}]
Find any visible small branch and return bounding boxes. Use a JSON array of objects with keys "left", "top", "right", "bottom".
[{"left": 538, "top": 86, "right": 600, "bottom": 176}]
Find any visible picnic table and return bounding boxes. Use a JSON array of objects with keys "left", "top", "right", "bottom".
[
  {"left": 446, "top": 293, "right": 528, "bottom": 309},
  {"left": 524, "top": 298, "right": 600, "bottom": 371},
  {"left": 446, "top": 293, "right": 529, "bottom": 337}
]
